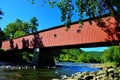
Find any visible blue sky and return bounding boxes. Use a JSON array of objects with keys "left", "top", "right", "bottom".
[
  {"left": 0, "top": 0, "right": 63, "bottom": 30},
  {"left": 81, "top": 47, "right": 108, "bottom": 52},
  {"left": 0, "top": 0, "right": 108, "bottom": 52}
]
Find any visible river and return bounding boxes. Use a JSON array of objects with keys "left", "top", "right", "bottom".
[{"left": 0, "top": 62, "right": 101, "bottom": 80}]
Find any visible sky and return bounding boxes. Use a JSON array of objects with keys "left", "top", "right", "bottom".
[
  {"left": 0, "top": 0, "right": 108, "bottom": 52},
  {"left": 81, "top": 47, "right": 108, "bottom": 52}
]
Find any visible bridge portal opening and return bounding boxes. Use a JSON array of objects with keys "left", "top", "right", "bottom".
[
  {"left": 54, "top": 47, "right": 107, "bottom": 63},
  {"left": 54, "top": 45, "right": 120, "bottom": 65}
]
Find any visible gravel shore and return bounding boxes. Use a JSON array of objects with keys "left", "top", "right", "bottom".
[{"left": 52, "top": 66, "right": 120, "bottom": 80}]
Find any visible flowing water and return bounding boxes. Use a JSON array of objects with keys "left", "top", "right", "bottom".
[{"left": 0, "top": 62, "right": 101, "bottom": 80}]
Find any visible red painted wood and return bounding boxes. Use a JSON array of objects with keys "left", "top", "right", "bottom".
[{"left": 1, "top": 16, "right": 120, "bottom": 50}]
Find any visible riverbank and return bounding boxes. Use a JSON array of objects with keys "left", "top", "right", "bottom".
[
  {"left": 0, "top": 62, "right": 120, "bottom": 80},
  {"left": 53, "top": 66, "right": 120, "bottom": 80}
]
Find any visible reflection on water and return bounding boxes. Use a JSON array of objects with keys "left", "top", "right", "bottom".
[
  {"left": 0, "top": 69, "right": 59, "bottom": 80},
  {"left": 0, "top": 62, "right": 101, "bottom": 80}
]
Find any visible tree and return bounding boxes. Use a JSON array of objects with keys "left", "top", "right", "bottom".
[
  {"left": 13, "top": 31, "right": 26, "bottom": 38},
  {"left": 101, "top": 49, "right": 112, "bottom": 62},
  {"left": 101, "top": 46, "right": 120, "bottom": 65},
  {"left": 0, "top": 9, "right": 4, "bottom": 47},
  {"left": 0, "top": 28, "right": 4, "bottom": 47},
  {"left": 0, "top": 9, "right": 3, "bottom": 20},
  {"left": 4, "top": 17, "right": 39, "bottom": 39},
  {"left": 56, "top": 48, "right": 82, "bottom": 62},
  {"left": 4, "top": 19, "right": 27, "bottom": 39},
  {"left": 29, "top": 0, "right": 120, "bottom": 53},
  {"left": 111, "top": 46, "right": 120, "bottom": 64},
  {"left": 29, "top": 0, "right": 120, "bottom": 28},
  {"left": 29, "top": 17, "right": 38, "bottom": 33}
]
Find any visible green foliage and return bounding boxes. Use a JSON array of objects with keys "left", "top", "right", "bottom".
[
  {"left": 55, "top": 46, "right": 120, "bottom": 65},
  {"left": 29, "top": 0, "right": 120, "bottom": 29},
  {"left": 58, "top": 48, "right": 82, "bottom": 62},
  {"left": 0, "top": 49, "right": 26, "bottom": 63},
  {"left": 0, "top": 9, "right": 3, "bottom": 20},
  {"left": 0, "top": 28, "right": 7, "bottom": 47},
  {"left": 0, "top": 28, "right": 4, "bottom": 40},
  {"left": 0, "top": 48, "right": 33, "bottom": 64},
  {"left": 55, "top": 48, "right": 102, "bottom": 63},
  {"left": 19, "top": 51, "right": 33, "bottom": 62},
  {"left": 101, "top": 46, "right": 120, "bottom": 65},
  {"left": 13, "top": 31, "right": 26, "bottom": 38},
  {"left": 29, "top": 17, "right": 38, "bottom": 33},
  {"left": 83, "top": 51, "right": 102, "bottom": 63},
  {"left": 4, "top": 17, "right": 38, "bottom": 39},
  {"left": 100, "top": 62, "right": 117, "bottom": 67},
  {"left": 57, "top": 0, "right": 74, "bottom": 28}
]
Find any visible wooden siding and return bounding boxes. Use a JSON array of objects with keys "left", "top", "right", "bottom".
[{"left": 1, "top": 16, "right": 120, "bottom": 50}]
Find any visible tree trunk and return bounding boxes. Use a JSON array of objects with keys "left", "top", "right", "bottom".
[{"left": 105, "top": 0, "right": 120, "bottom": 27}]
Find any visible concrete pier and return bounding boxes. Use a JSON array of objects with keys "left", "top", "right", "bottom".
[{"left": 33, "top": 48, "right": 55, "bottom": 67}]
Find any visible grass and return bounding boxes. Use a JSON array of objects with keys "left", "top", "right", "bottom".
[{"left": 99, "top": 62, "right": 117, "bottom": 68}]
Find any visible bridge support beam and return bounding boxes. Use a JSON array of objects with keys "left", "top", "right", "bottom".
[
  {"left": 33, "top": 48, "right": 55, "bottom": 67},
  {"left": 33, "top": 48, "right": 40, "bottom": 65}
]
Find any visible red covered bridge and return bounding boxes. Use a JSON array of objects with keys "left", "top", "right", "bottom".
[
  {"left": 1, "top": 15, "right": 120, "bottom": 50},
  {"left": 1, "top": 15, "right": 120, "bottom": 67}
]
